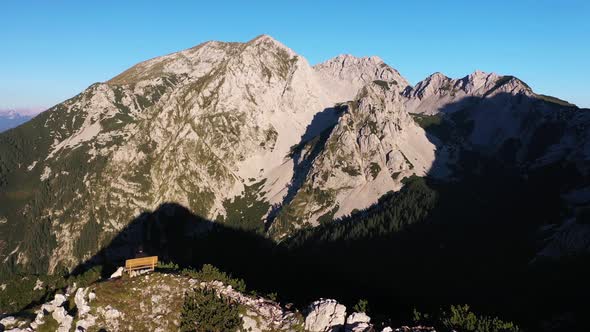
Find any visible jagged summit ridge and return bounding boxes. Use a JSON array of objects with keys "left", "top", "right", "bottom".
[
  {"left": 0, "top": 34, "right": 419, "bottom": 271},
  {"left": 403, "top": 70, "right": 533, "bottom": 115},
  {"left": 108, "top": 34, "right": 297, "bottom": 86},
  {"left": 0, "top": 34, "right": 587, "bottom": 275},
  {"left": 270, "top": 79, "right": 439, "bottom": 236},
  {"left": 313, "top": 53, "right": 409, "bottom": 103}
]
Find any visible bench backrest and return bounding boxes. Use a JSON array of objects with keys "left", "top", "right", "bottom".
[{"left": 125, "top": 256, "right": 158, "bottom": 270}]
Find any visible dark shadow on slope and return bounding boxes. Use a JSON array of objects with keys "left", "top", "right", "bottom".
[
  {"left": 56, "top": 92, "right": 590, "bottom": 331},
  {"left": 300, "top": 106, "right": 344, "bottom": 142},
  {"left": 265, "top": 106, "right": 346, "bottom": 230}
]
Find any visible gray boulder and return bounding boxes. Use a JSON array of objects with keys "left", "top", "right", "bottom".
[
  {"left": 304, "top": 299, "right": 347, "bottom": 332},
  {"left": 74, "top": 288, "right": 91, "bottom": 316},
  {"left": 345, "top": 312, "right": 372, "bottom": 332}
]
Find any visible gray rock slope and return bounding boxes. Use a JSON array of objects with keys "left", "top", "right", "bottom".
[{"left": 0, "top": 35, "right": 588, "bottom": 273}]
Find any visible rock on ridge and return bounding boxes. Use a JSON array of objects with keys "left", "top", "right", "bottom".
[
  {"left": 403, "top": 70, "right": 533, "bottom": 115},
  {"left": 304, "top": 299, "right": 347, "bottom": 332},
  {"left": 271, "top": 79, "right": 439, "bottom": 235},
  {"left": 314, "top": 54, "right": 410, "bottom": 102},
  {"left": 345, "top": 312, "right": 372, "bottom": 332}
]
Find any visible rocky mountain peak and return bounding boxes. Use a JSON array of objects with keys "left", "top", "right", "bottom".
[
  {"left": 270, "top": 77, "right": 438, "bottom": 234},
  {"left": 405, "top": 72, "right": 453, "bottom": 100},
  {"left": 107, "top": 35, "right": 298, "bottom": 87},
  {"left": 245, "top": 34, "right": 298, "bottom": 57},
  {"left": 404, "top": 69, "right": 538, "bottom": 115},
  {"left": 313, "top": 54, "right": 409, "bottom": 103},
  {"left": 429, "top": 72, "right": 449, "bottom": 80},
  {"left": 1, "top": 35, "right": 586, "bottom": 278},
  {"left": 460, "top": 70, "right": 500, "bottom": 93},
  {"left": 248, "top": 34, "right": 285, "bottom": 46},
  {"left": 315, "top": 54, "right": 407, "bottom": 85}
]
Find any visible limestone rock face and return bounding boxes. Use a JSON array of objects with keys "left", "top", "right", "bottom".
[
  {"left": 304, "top": 299, "right": 347, "bottom": 332},
  {"left": 403, "top": 70, "right": 590, "bottom": 169},
  {"left": 402, "top": 70, "right": 529, "bottom": 115},
  {"left": 402, "top": 70, "right": 590, "bottom": 259},
  {"left": 1, "top": 34, "right": 423, "bottom": 271},
  {"left": 74, "top": 287, "right": 91, "bottom": 316},
  {"left": 51, "top": 294, "right": 67, "bottom": 308},
  {"left": 271, "top": 80, "right": 440, "bottom": 235},
  {"left": 0, "top": 35, "right": 588, "bottom": 273},
  {"left": 314, "top": 54, "right": 410, "bottom": 102},
  {"left": 52, "top": 306, "right": 73, "bottom": 332},
  {"left": 0, "top": 316, "right": 17, "bottom": 329}
]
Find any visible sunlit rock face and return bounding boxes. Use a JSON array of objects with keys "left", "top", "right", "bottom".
[{"left": 0, "top": 34, "right": 588, "bottom": 273}]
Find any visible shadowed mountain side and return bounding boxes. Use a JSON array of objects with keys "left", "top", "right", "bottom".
[
  {"left": 300, "top": 106, "right": 346, "bottom": 142},
  {"left": 412, "top": 92, "right": 590, "bottom": 173},
  {"left": 56, "top": 91, "right": 590, "bottom": 330},
  {"left": 70, "top": 203, "right": 246, "bottom": 277},
  {"left": 266, "top": 106, "right": 346, "bottom": 231}
]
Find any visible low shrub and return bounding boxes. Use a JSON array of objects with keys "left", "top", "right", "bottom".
[{"left": 180, "top": 287, "right": 241, "bottom": 332}]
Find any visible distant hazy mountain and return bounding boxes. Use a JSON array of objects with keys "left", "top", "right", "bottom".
[
  {"left": 0, "top": 109, "right": 39, "bottom": 132},
  {"left": 0, "top": 35, "right": 588, "bottom": 277}
]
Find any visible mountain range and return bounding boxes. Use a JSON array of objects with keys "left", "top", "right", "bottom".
[
  {"left": 0, "top": 34, "right": 588, "bottom": 275},
  {"left": 0, "top": 109, "right": 41, "bottom": 133}
]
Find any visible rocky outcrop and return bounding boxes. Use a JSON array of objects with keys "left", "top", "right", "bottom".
[
  {"left": 345, "top": 312, "right": 372, "bottom": 332},
  {"left": 9, "top": 287, "right": 97, "bottom": 332},
  {"left": 304, "top": 299, "right": 347, "bottom": 332},
  {"left": 314, "top": 54, "right": 410, "bottom": 102},
  {"left": 28, "top": 293, "right": 74, "bottom": 331},
  {"left": 200, "top": 280, "right": 302, "bottom": 331},
  {"left": 271, "top": 79, "right": 442, "bottom": 235},
  {"left": 0, "top": 316, "right": 18, "bottom": 330},
  {"left": 74, "top": 287, "right": 91, "bottom": 316},
  {"left": 0, "top": 272, "right": 461, "bottom": 332},
  {"left": 52, "top": 307, "right": 73, "bottom": 332}
]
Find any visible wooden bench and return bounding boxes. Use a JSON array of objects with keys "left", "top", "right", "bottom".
[{"left": 125, "top": 256, "right": 158, "bottom": 275}]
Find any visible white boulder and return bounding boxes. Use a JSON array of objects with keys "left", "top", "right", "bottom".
[
  {"left": 75, "top": 314, "right": 96, "bottom": 331},
  {"left": 0, "top": 316, "right": 17, "bottom": 328},
  {"left": 304, "top": 299, "right": 347, "bottom": 332},
  {"left": 51, "top": 293, "right": 67, "bottom": 307},
  {"left": 52, "top": 307, "right": 73, "bottom": 332},
  {"left": 110, "top": 266, "right": 125, "bottom": 278},
  {"left": 75, "top": 288, "right": 91, "bottom": 316},
  {"left": 345, "top": 312, "right": 372, "bottom": 332}
]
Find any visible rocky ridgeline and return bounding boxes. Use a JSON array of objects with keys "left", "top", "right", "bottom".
[
  {"left": 0, "top": 285, "right": 100, "bottom": 332},
  {"left": 1, "top": 34, "right": 588, "bottom": 273},
  {"left": 0, "top": 272, "right": 436, "bottom": 332}
]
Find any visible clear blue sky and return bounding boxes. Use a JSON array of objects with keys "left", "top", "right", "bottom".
[{"left": 1, "top": 0, "right": 589, "bottom": 109}]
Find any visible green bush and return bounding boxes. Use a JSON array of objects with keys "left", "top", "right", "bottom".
[
  {"left": 180, "top": 287, "right": 241, "bottom": 332},
  {"left": 441, "top": 304, "right": 520, "bottom": 332},
  {"left": 353, "top": 299, "right": 369, "bottom": 313},
  {"left": 181, "top": 264, "right": 246, "bottom": 292},
  {"left": 157, "top": 261, "right": 180, "bottom": 271},
  {"left": 414, "top": 304, "right": 520, "bottom": 332},
  {"left": 68, "top": 265, "right": 102, "bottom": 288}
]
